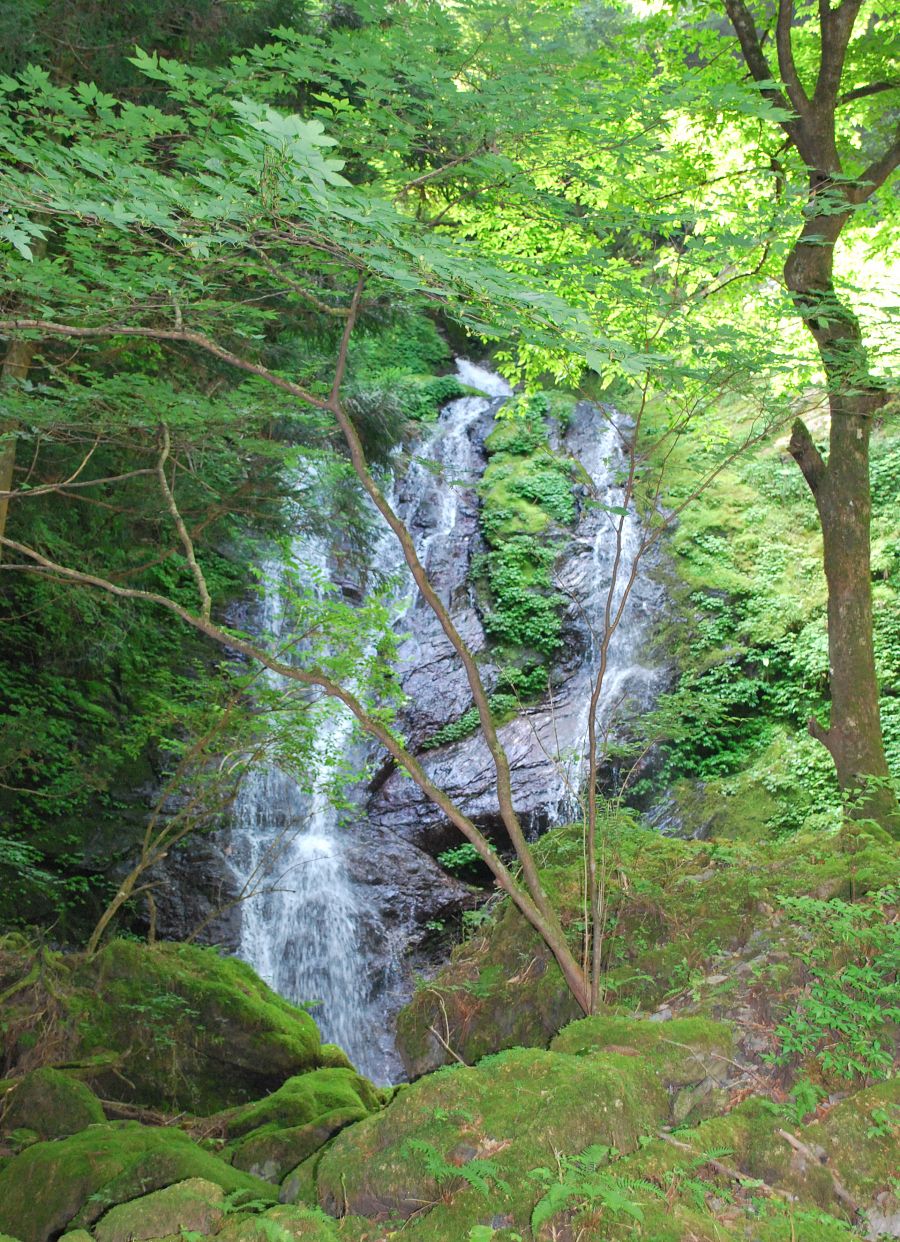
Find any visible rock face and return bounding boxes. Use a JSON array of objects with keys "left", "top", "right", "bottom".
[
  {"left": 366, "top": 396, "right": 663, "bottom": 852},
  {"left": 166, "top": 365, "right": 663, "bottom": 1082}
]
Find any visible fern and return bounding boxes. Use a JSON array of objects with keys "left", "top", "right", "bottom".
[
  {"left": 529, "top": 1147, "right": 660, "bottom": 1233},
  {"left": 402, "top": 1138, "right": 510, "bottom": 1198}
]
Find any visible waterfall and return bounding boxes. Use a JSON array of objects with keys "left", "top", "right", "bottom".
[
  {"left": 224, "top": 360, "right": 659, "bottom": 1083},
  {"left": 226, "top": 361, "right": 505, "bottom": 1082},
  {"left": 225, "top": 537, "right": 385, "bottom": 1075}
]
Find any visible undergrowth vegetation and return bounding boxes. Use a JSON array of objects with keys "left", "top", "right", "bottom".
[{"left": 632, "top": 399, "right": 900, "bottom": 838}]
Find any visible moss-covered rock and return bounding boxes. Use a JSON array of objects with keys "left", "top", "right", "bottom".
[
  {"left": 230, "top": 1108, "right": 367, "bottom": 1183},
  {"left": 1, "top": 938, "right": 336, "bottom": 1114},
  {"left": 397, "top": 822, "right": 899, "bottom": 1075},
  {"left": 313, "top": 1022, "right": 737, "bottom": 1238},
  {"left": 221, "top": 1069, "right": 381, "bottom": 1141},
  {"left": 214, "top": 1069, "right": 381, "bottom": 1185},
  {"left": 1, "top": 1067, "right": 105, "bottom": 1140},
  {"left": 216, "top": 1204, "right": 344, "bottom": 1240},
  {"left": 79, "top": 941, "right": 327, "bottom": 1112},
  {"left": 0, "top": 1121, "right": 275, "bottom": 1242},
  {"left": 568, "top": 1081, "right": 899, "bottom": 1239},
  {"left": 92, "top": 1178, "right": 226, "bottom": 1242}
]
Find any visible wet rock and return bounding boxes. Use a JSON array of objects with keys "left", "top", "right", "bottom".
[{"left": 146, "top": 835, "right": 241, "bottom": 949}]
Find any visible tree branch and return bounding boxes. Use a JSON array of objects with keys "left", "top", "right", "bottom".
[
  {"left": 395, "top": 149, "right": 485, "bottom": 198},
  {"left": 0, "top": 320, "right": 329, "bottom": 411},
  {"left": 0, "top": 533, "right": 589, "bottom": 1012},
  {"left": 814, "top": 0, "right": 864, "bottom": 111},
  {"left": 847, "top": 130, "right": 900, "bottom": 204},
  {"left": 330, "top": 275, "right": 365, "bottom": 405},
  {"left": 776, "top": 0, "right": 810, "bottom": 117},
  {"left": 838, "top": 79, "right": 899, "bottom": 105},
  {"left": 250, "top": 249, "right": 353, "bottom": 317},
  {"left": 788, "top": 417, "right": 827, "bottom": 494},
  {"left": 723, "top": 0, "right": 800, "bottom": 143},
  {"left": 156, "top": 423, "right": 212, "bottom": 621},
  {"left": 0, "top": 468, "right": 157, "bottom": 501}
]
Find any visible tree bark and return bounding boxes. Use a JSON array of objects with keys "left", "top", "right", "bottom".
[
  {"left": 722, "top": 0, "right": 900, "bottom": 837},
  {"left": 785, "top": 213, "right": 899, "bottom": 836},
  {"left": 0, "top": 337, "right": 38, "bottom": 559}
]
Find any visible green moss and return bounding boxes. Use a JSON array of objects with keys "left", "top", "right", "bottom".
[
  {"left": 398, "top": 820, "right": 899, "bottom": 1073},
  {"left": 72, "top": 940, "right": 325, "bottom": 1112},
  {"left": 221, "top": 1069, "right": 380, "bottom": 1140},
  {"left": 230, "top": 1107, "right": 370, "bottom": 1183},
  {"left": 92, "top": 1177, "right": 226, "bottom": 1242},
  {"left": 1, "top": 1067, "right": 105, "bottom": 1140},
  {"left": 217, "top": 1203, "right": 343, "bottom": 1240},
  {"left": 476, "top": 389, "right": 580, "bottom": 664},
  {"left": 315, "top": 1042, "right": 697, "bottom": 1238},
  {"left": 0, "top": 1121, "right": 275, "bottom": 1242},
  {"left": 634, "top": 397, "right": 900, "bottom": 818}
]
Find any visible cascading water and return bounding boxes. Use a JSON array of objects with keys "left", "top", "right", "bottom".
[
  {"left": 226, "top": 362, "right": 507, "bottom": 1083},
  {"left": 225, "top": 359, "right": 660, "bottom": 1082},
  {"left": 226, "top": 539, "right": 382, "bottom": 1074}
]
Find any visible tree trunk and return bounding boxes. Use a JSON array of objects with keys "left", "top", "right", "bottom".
[
  {"left": 0, "top": 337, "right": 37, "bottom": 559},
  {"left": 786, "top": 210, "right": 899, "bottom": 837}
]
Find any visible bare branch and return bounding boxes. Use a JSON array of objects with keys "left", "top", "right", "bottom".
[
  {"left": 330, "top": 275, "right": 366, "bottom": 405},
  {"left": 0, "top": 532, "right": 588, "bottom": 1009},
  {"left": 395, "top": 149, "right": 485, "bottom": 198},
  {"left": 250, "top": 249, "right": 353, "bottom": 317},
  {"left": 0, "top": 468, "right": 157, "bottom": 501},
  {"left": 0, "top": 320, "right": 329, "bottom": 411},
  {"left": 156, "top": 423, "right": 212, "bottom": 621},
  {"left": 838, "top": 79, "right": 899, "bottom": 105}
]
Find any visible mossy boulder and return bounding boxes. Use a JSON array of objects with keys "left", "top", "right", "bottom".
[
  {"left": 217, "top": 1068, "right": 382, "bottom": 1185},
  {"left": 1, "top": 1068, "right": 104, "bottom": 1140},
  {"left": 79, "top": 941, "right": 327, "bottom": 1112},
  {"left": 230, "top": 1108, "right": 367, "bottom": 1183},
  {"left": 312, "top": 1023, "right": 734, "bottom": 1236},
  {"left": 92, "top": 1178, "right": 226, "bottom": 1242},
  {"left": 0, "top": 1121, "right": 276, "bottom": 1242},
  {"left": 578, "top": 1082, "right": 900, "bottom": 1239},
  {"left": 397, "top": 822, "right": 899, "bottom": 1075},
  {"left": 216, "top": 1204, "right": 344, "bottom": 1240},
  {"left": 221, "top": 1069, "right": 381, "bottom": 1141},
  {"left": 1, "top": 938, "right": 336, "bottom": 1114}
]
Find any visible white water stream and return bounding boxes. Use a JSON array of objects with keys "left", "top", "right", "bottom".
[{"left": 226, "top": 361, "right": 657, "bottom": 1083}]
